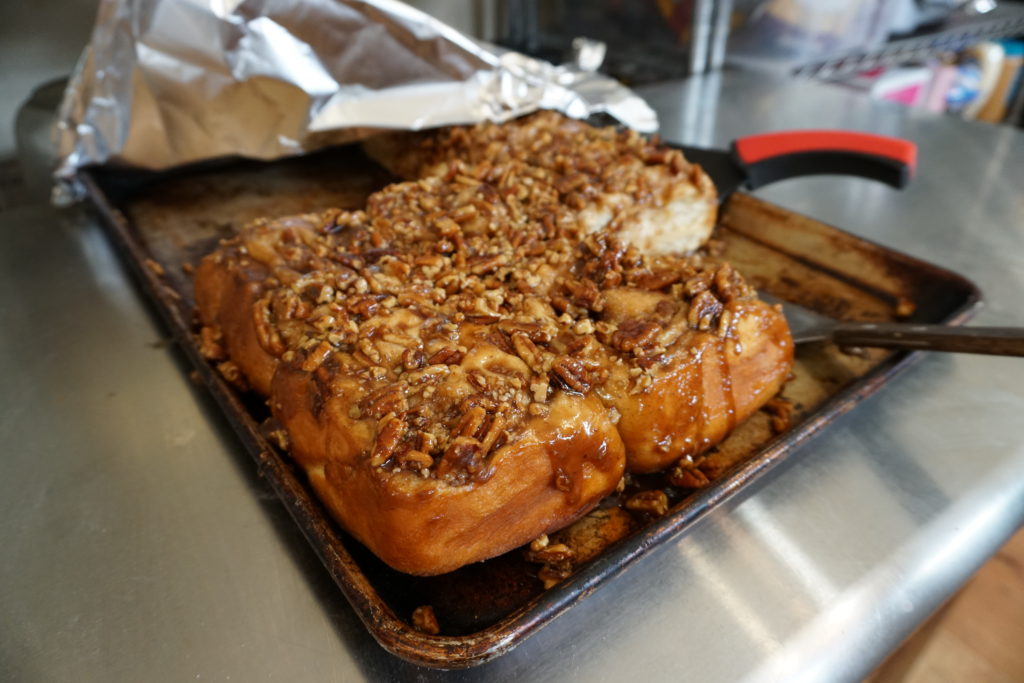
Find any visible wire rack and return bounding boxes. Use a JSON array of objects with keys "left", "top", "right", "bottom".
[{"left": 790, "top": 3, "right": 1024, "bottom": 79}]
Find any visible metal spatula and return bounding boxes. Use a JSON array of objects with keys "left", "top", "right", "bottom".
[{"left": 761, "top": 294, "right": 1024, "bottom": 357}]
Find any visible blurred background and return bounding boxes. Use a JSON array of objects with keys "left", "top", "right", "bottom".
[
  {"left": 2, "top": 0, "right": 1022, "bottom": 210},
  {"left": 492, "top": 0, "right": 1024, "bottom": 126},
  {"left": 3, "top": 0, "right": 1024, "bottom": 162}
]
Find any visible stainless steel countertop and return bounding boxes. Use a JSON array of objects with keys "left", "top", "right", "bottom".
[{"left": 3, "top": 70, "right": 1024, "bottom": 682}]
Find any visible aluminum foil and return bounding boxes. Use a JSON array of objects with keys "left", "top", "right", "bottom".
[{"left": 53, "top": 0, "right": 658, "bottom": 202}]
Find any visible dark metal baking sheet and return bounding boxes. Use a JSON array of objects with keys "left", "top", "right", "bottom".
[{"left": 79, "top": 143, "right": 980, "bottom": 668}]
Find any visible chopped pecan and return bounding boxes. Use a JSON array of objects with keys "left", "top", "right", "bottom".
[
  {"left": 478, "top": 407, "right": 507, "bottom": 454},
  {"left": 712, "top": 263, "right": 750, "bottom": 302},
  {"left": 198, "top": 326, "right": 226, "bottom": 360},
  {"left": 716, "top": 308, "right": 733, "bottom": 338},
  {"left": 300, "top": 340, "right": 333, "bottom": 372},
  {"left": 251, "top": 296, "right": 287, "bottom": 356},
  {"left": 687, "top": 290, "right": 723, "bottom": 331},
  {"left": 428, "top": 347, "right": 464, "bottom": 366},
  {"left": 216, "top": 361, "right": 247, "bottom": 390},
  {"left": 537, "top": 564, "right": 572, "bottom": 590},
  {"left": 667, "top": 465, "right": 711, "bottom": 489},
  {"left": 144, "top": 258, "right": 165, "bottom": 277},
  {"left": 895, "top": 296, "right": 916, "bottom": 319},
  {"left": 497, "top": 320, "right": 551, "bottom": 343},
  {"left": 763, "top": 396, "right": 794, "bottom": 434},
  {"left": 527, "top": 542, "right": 574, "bottom": 564},
  {"left": 564, "top": 277, "right": 604, "bottom": 311},
  {"left": 530, "top": 534, "right": 550, "bottom": 552},
  {"left": 454, "top": 405, "right": 488, "bottom": 439},
  {"left": 510, "top": 331, "right": 545, "bottom": 373},
  {"left": 361, "top": 385, "right": 408, "bottom": 420},
  {"left": 634, "top": 270, "right": 682, "bottom": 291},
  {"left": 411, "top": 605, "right": 440, "bottom": 635},
  {"left": 550, "top": 295, "right": 573, "bottom": 314},
  {"left": 272, "top": 289, "right": 312, "bottom": 320},
  {"left": 610, "top": 319, "right": 661, "bottom": 352},
  {"left": 624, "top": 490, "right": 669, "bottom": 517},
  {"left": 466, "top": 314, "right": 501, "bottom": 324},
  {"left": 300, "top": 281, "right": 334, "bottom": 304},
  {"left": 346, "top": 293, "right": 385, "bottom": 318},
  {"left": 436, "top": 436, "right": 484, "bottom": 478},
  {"left": 549, "top": 356, "right": 590, "bottom": 393},
  {"left": 579, "top": 359, "right": 610, "bottom": 387},
  {"left": 468, "top": 254, "right": 506, "bottom": 275},
  {"left": 401, "top": 347, "right": 426, "bottom": 371},
  {"left": 684, "top": 271, "right": 713, "bottom": 297},
  {"left": 371, "top": 414, "right": 407, "bottom": 467},
  {"left": 396, "top": 449, "right": 434, "bottom": 471},
  {"left": 449, "top": 203, "right": 478, "bottom": 223},
  {"left": 356, "top": 338, "right": 383, "bottom": 365}
]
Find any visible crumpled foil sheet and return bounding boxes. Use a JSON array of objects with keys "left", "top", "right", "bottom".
[{"left": 53, "top": 0, "right": 658, "bottom": 202}]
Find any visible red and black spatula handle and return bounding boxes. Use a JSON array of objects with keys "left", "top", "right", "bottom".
[{"left": 732, "top": 130, "right": 918, "bottom": 190}]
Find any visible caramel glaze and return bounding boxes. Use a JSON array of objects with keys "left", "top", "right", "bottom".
[
  {"left": 193, "top": 114, "right": 794, "bottom": 575},
  {"left": 605, "top": 299, "right": 793, "bottom": 473},
  {"left": 195, "top": 209, "right": 792, "bottom": 573}
]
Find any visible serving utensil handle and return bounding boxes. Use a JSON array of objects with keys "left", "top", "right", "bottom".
[
  {"left": 732, "top": 130, "right": 917, "bottom": 190},
  {"left": 832, "top": 323, "right": 1024, "bottom": 357}
]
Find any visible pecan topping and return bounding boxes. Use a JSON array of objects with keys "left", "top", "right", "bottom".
[
  {"left": 200, "top": 110, "right": 770, "bottom": 486},
  {"left": 467, "top": 369, "right": 489, "bottom": 391},
  {"left": 479, "top": 407, "right": 508, "bottom": 453},
  {"left": 684, "top": 271, "right": 712, "bottom": 297},
  {"left": 252, "top": 296, "right": 287, "bottom": 356},
  {"left": 216, "top": 361, "right": 247, "bottom": 390},
  {"left": 564, "top": 277, "right": 604, "bottom": 311}
]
